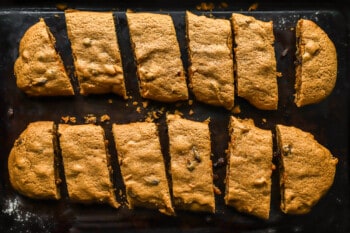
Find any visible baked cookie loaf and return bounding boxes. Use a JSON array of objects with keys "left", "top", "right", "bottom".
[
  {"left": 186, "top": 11, "right": 234, "bottom": 110},
  {"left": 8, "top": 121, "right": 60, "bottom": 200},
  {"left": 231, "top": 13, "right": 278, "bottom": 110},
  {"left": 58, "top": 124, "right": 119, "bottom": 208},
  {"left": 112, "top": 122, "right": 174, "bottom": 215},
  {"left": 294, "top": 19, "right": 337, "bottom": 107},
  {"left": 14, "top": 18, "right": 74, "bottom": 96},
  {"left": 224, "top": 116, "right": 273, "bottom": 219},
  {"left": 126, "top": 12, "right": 188, "bottom": 102},
  {"left": 276, "top": 124, "right": 338, "bottom": 214},
  {"left": 167, "top": 114, "right": 215, "bottom": 213},
  {"left": 65, "top": 10, "right": 126, "bottom": 97}
]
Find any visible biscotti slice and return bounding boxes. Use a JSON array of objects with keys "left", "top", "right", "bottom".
[
  {"left": 126, "top": 12, "right": 188, "bottom": 102},
  {"left": 14, "top": 18, "right": 74, "bottom": 96},
  {"left": 8, "top": 121, "right": 60, "bottom": 200},
  {"left": 186, "top": 11, "right": 234, "bottom": 110},
  {"left": 294, "top": 19, "right": 337, "bottom": 107},
  {"left": 112, "top": 122, "right": 174, "bottom": 215},
  {"left": 65, "top": 10, "right": 126, "bottom": 97},
  {"left": 224, "top": 116, "right": 273, "bottom": 219},
  {"left": 58, "top": 124, "right": 119, "bottom": 208},
  {"left": 276, "top": 124, "right": 338, "bottom": 214},
  {"left": 167, "top": 114, "right": 215, "bottom": 213},
  {"left": 231, "top": 13, "right": 278, "bottom": 110}
]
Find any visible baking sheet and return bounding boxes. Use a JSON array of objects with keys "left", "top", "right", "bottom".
[{"left": 0, "top": 8, "right": 349, "bottom": 233}]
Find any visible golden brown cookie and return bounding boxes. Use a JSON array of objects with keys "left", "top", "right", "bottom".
[
  {"left": 8, "top": 121, "right": 60, "bottom": 200},
  {"left": 126, "top": 12, "right": 188, "bottom": 102},
  {"left": 294, "top": 19, "right": 337, "bottom": 107},
  {"left": 112, "top": 122, "right": 174, "bottom": 215},
  {"left": 231, "top": 13, "right": 278, "bottom": 110},
  {"left": 224, "top": 116, "right": 273, "bottom": 219},
  {"left": 65, "top": 10, "right": 126, "bottom": 97},
  {"left": 186, "top": 11, "right": 235, "bottom": 110},
  {"left": 14, "top": 18, "right": 74, "bottom": 96},
  {"left": 58, "top": 124, "right": 119, "bottom": 208},
  {"left": 167, "top": 114, "right": 215, "bottom": 213},
  {"left": 276, "top": 124, "right": 338, "bottom": 214}
]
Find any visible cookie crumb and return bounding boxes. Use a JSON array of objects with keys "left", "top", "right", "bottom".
[
  {"left": 61, "top": 116, "right": 76, "bottom": 123},
  {"left": 219, "top": 2, "right": 228, "bottom": 8},
  {"left": 69, "top": 117, "right": 76, "bottom": 123},
  {"left": 232, "top": 105, "right": 241, "bottom": 114},
  {"left": 248, "top": 2, "right": 258, "bottom": 11},
  {"left": 196, "top": 2, "right": 215, "bottom": 11},
  {"left": 61, "top": 116, "right": 69, "bottom": 123},
  {"left": 100, "top": 114, "right": 110, "bottom": 122},
  {"left": 213, "top": 185, "right": 222, "bottom": 195},
  {"left": 142, "top": 101, "right": 149, "bottom": 108},
  {"left": 56, "top": 3, "right": 67, "bottom": 10},
  {"left": 84, "top": 114, "right": 97, "bottom": 124}
]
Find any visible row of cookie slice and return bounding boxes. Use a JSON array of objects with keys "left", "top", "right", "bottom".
[
  {"left": 14, "top": 10, "right": 337, "bottom": 109},
  {"left": 8, "top": 115, "right": 338, "bottom": 219},
  {"left": 8, "top": 115, "right": 215, "bottom": 216}
]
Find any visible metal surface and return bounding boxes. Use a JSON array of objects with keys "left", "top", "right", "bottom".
[{"left": 0, "top": 8, "right": 349, "bottom": 233}]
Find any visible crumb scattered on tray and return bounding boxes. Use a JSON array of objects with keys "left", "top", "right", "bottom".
[
  {"left": 188, "top": 99, "right": 193, "bottom": 105},
  {"left": 232, "top": 105, "right": 241, "bottom": 114},
  {"left": 213, "top": 185, "right": 222, "bottom": 195},
  {"left": 56, "top": 3, "right": 68, "bottom": 10},
  {"left": 196, "top": 2, "right": 215, "bottom": 11},
  {"left": 61, "top": 116, "right": 76, "bottom": 124},
  {"left": 100, "top": 114, "right": 110, "bottom": 123},
  {"left": 219, "top": 2, "right": 228, "bottom": 8},
  {"left": 189, "top": 109, "right": 194, "bottom": 115},
  {"left": 133, "top": 101, "right": 138, "bottom": 106},
  {"left": 142, "top": 101, "right": 149, "bottom": 108},
  {"left": 108, "top": 99, "right": 113, "bottom": 104},
  {"left": 69, "top": 117, "right": 76, "bottom": 123},
  {"left": 248, "top": 2, "right": 259, "bottom": 11},
  {"left": 84, "top": 114, "right": 97, "bottom": 124},
  {"left": 136, "top": 107, "right": 141, "bottom": 113}
]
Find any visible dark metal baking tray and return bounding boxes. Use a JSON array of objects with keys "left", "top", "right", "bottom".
[{"left": 0, "top": 7, "right": 349, "bottom": 233}]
